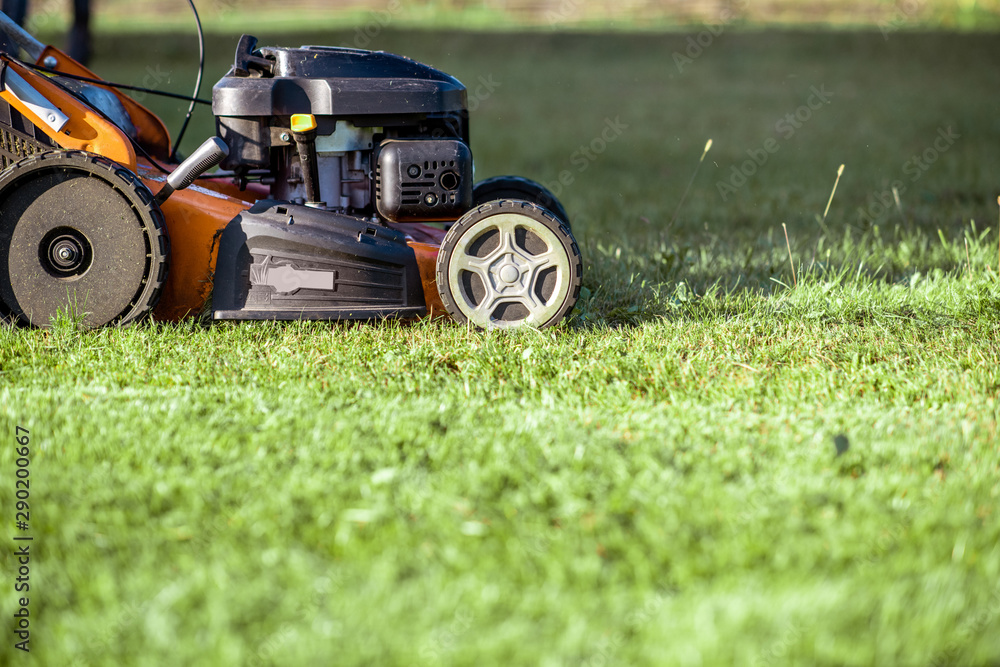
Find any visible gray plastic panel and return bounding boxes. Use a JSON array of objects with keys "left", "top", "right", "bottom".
[{"left": 213, "top": 200, "right": 426, "bottom": 321}]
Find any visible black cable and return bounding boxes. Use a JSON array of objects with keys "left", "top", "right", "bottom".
[
  {"left": 130, "top": 138, "right": 171, "bottom": 174},
  {"left": 170, "top": 0, "right": 205, "bottom": 161},
  {"left": 19, "top": 62, "right": 211, "bottom": 105},
  {"left": 18, "top": 58, "right": 175, "bottom": 174}
]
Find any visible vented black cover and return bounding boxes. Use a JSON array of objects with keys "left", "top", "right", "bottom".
[
  {"left": 213, "top": 201, "right": 426, "bottom": 321},
  {"left": 376, "top": 139, "right": 473, "bottom": 222}
]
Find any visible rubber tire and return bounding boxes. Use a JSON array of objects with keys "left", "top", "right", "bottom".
[
  {"left": 436, "top": 199, "right": 581, "bottom": 329},
  {"left": 0, "top": 150, "right": 169, "bottom": 328},
  {"left": 472, "top": 175, "right": 571, "bottom": 229}
]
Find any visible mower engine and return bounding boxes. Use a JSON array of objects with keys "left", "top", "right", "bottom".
[{"left": 214, "top": 36, "right": 473, "bottom": 222}]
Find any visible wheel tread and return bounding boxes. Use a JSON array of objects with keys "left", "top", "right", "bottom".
[{"left": 435, "top": 198, "right": 582, "bottom": 329}]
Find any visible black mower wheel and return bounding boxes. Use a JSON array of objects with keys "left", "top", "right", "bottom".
[
  {"left": 436, "top": 199, "right": 581, "bottom": 329},
  {"left": 472, "top": 175, "right": 571, "bottom": 229},
  {"left": 0, "top": 151, "right": 169, "bottom": 328}
]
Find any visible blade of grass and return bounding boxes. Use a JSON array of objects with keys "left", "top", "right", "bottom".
[
  {"left": 822, "top": 164, "right": 845, "bottom": 224},
  {"left": 783, "top": 222, "right": 797, "bottom": 288},
  {"left": 669, "top": 139, "right": 712, "bottom": 229}
]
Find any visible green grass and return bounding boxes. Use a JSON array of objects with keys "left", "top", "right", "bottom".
[{"left": 2, "top": 29, "right": 1000, "bottom": 666}]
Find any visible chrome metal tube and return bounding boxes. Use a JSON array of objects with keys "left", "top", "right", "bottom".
[{"left": 0, "top": 11, "right": 45, "bottom": 62}]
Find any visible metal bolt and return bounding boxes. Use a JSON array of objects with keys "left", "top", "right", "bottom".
[
  {"left": 47, "top": 114, "right": 57, "bottom": 124},
  {"left": 279, "top": 132, "right": 291, "bottom": 142},
  {"left": 42, "top": 56, "right": 58, "bottom": 68}
]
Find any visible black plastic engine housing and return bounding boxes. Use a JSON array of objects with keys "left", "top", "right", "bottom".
[
  {"left": 212, "top": 37, "right": 469, "bottom": 173},
  {"left": 375, "top": 139, "right": 473, "bottom": 222}
]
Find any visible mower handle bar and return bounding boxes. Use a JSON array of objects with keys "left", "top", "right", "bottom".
[{"left": 0, "top": 11, "right": 45, "bottom": 62}]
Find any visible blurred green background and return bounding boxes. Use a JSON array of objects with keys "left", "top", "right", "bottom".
[{"left": 22, "top": 0, "right": 1000, "bottom": 32}]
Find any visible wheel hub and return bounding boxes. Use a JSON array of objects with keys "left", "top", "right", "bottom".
[
  {"left": 495, "top": 258, "right": 524, "bottom": 286},
  {"left": 484, "top": 236, "right": 540, "bottom": 304},
  {"left": 40, "top": 227, "right": 92, "bottom": 278}
]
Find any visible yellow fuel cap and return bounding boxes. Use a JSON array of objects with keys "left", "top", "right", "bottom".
[{"left": 290, "top": 114, "right": 317, "bottom": 133}]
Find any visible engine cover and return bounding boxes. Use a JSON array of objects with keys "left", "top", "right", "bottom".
[
  {"left": 212, "top": 37, "right": 469, "bottom": 173},
  {"left": 376, "top": 139, "right": 473, "bottom": 222}
]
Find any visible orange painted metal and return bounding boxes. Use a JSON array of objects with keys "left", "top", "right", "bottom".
[
  {"left": 408, "top": 242, "right": 447, "bottom": 319},
  {"left": 137, "top": 167, "right": 257, "bottom": 320},
  {"left": 36, "top": 46, "right": 173, "bottom": 161},
  {"left": 1, "top": 57, "right": 135, "bottom": 166}
]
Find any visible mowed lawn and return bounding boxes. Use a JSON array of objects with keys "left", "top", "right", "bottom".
[{"left": 1, "top": 28, "right": 1000, "bottom": 666}]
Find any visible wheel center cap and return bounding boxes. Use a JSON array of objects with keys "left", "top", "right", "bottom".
[
  {"left": 499, "top": 264, "right": 520, "bottom": 284},
  {"left": 57, "top": 245, "right": 77, "bottom": 262},
  {"left": 39, "top": 228, "right": 93, "bottom": 278},
  {"left": 50, "top": 238, "right": 84, "bottom": 269}
]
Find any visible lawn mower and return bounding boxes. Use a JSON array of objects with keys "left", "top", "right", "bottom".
[{"left": 0, "top": 8, "right": 581, "bottom": 330}]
